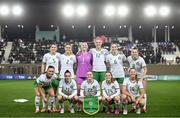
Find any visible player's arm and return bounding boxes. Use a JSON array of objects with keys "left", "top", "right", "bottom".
[
  {"left": 140, "top": 66, "right": 147, "bottom": 81},
  {"left": 41, "top": 54, "right": 47, "bottom": 73},
  {"left": 135, "top": 88, "right": 145, "bottom": 105},
  {"left": 110, "top": 82, "right": 120, "bottom": 99},
  {"left": 102, "top": 83, "right": 108, "bottom": 98},
  {"left": 58, "top": 54, "right": 61, "bottom": 75},
  {"left": 122, "top": 85, "right": 135, "bottom": 100},
  {"left": 41, "top": 63, "right": 46, "bottom": 74},
  {"left": 69, "top": 81, "right": 77, "bottom": 99},
  {"left": 124, "top": 57, "right": 130, "bottom": 72},
  {"left": 105, "top": 55, "right": 110, "bottom": 71},
  {"left": 73, "top": 55, "right": 77, "bottom": 74},
  {"left": 95, "top": 83, "right": 101, "bottom": 97},
  {"left": 37, "top": 84, "right": 46, "bottom": 102},
  {"left": 104, "top": 49, "right": 109, "bottom": 68},
  {"left": 58, "top": 83, "right": 68, "bottom": 98},
  {"left": 80, "top": 89, "right": 84, "bottom": 97},
  {"left": 80, "top": 82, "right": 85, "bottom": 97}
]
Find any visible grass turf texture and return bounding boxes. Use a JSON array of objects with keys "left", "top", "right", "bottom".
[{"left": 0, "top": 80, "right": 180, "bottom": 117}]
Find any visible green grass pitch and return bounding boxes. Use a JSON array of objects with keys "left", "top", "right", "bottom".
[{"left": 0, "top": 80, "right": 180, "bottom": 117}]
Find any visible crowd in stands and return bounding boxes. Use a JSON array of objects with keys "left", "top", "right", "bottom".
[
  {"left": 7, "top": 39, "right": 79, "bottom": 64},
  {"left": 0, "top": 39, "right": 6, "bottom": 63},
  {"left": 157, "top": 42, "right": 176, "bottom": 54},
  {"left": 0, "top": 38, "right": 178, "bottom": 64}
]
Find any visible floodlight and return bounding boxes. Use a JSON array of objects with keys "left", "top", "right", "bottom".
[
  {"left": 12, "top": 5, "right": 23, "bottom": 16},
  {"left": 159, "top": 6, "right": 170, "bottom": 17},
  {"left": 77, "top": 5, "right": 88, "bottom": 17},
  {"left": 62, "top": 4, "right": 74, "bottom": 17},
  {"left": 118, "top": 5, "right": 129, "bottom": 17},
  {"left": 0, "top": 5, "right": 10, "bottom": 16},
  {"left": 144, "top": 5, "right": 157, "bottom": 17},
  {"left": 104, "top": 5, "right": 115, "bottom": 17}
]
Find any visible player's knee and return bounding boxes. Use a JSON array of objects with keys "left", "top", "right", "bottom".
[
  {"left": 34, "top": 89, "right": 40, "bottom": 96},
  {"left": 36, "top": 93, "right": 41, "bottom": 96},
  {"left": 98, "top": 96, "right": 102, "bottom": 101},
  {"left": 48, "top": 88, "right": 55, "bottom": 96},
  {"left": 114, "top": 96, "right": 119, "bottom": 102},
  {"left": 74, "top": 96, "right": 78, "bottom": 101},
  {"left": 139, "top": 99, "right": 145, "bottom": 107},
  {"left": 57, "top": 95, "right": 63, "bottom": 101},
  {"left": 101, "top": 97, "right": 106, "bottom": 102}
]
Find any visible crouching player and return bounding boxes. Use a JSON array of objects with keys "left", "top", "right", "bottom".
[
  {"left": 122, "top": 68, "right": 145, "bottom": 115},
  {"left": 102, "top": 72, "right": 120, "bottom": 115},
  {"left": 80, "top": 71, "right": 101, "bottom": 101},
  {"left": 34, "top": 66, "right": 55, "bottom": 113},
  {"left": 57, "top": 70, "right": 78, "bottom": 113}
]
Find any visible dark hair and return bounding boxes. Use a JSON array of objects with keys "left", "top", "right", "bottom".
[
  {"left": 47, "top": 66, "right": 55, "bottom": 70},
  {"left": 64, "top": 70, "right": 71, "bottom": 76},
  {"left": 131, "top": 47, "right": 139, "bottom": 51}
]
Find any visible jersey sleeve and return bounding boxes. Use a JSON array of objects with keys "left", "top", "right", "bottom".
[
  {"left": 73, "top": 55, "right": 77, "bottom": 63},
  {"left": 114, "top": 80, "right": 120, "bottom": 89},
  {"left": 141, "top": 58, "right": 146, "bottom": 67},
  {"left": 138, "top": 81, "right": 144, "bottom": 89},
  {"left": 69, "top": 80, "right": 77, "bottom": 98},
  {"left": 57, "top": 53, "right": 61, "bottom": 61},
  {"left": 122, "top": 54, "right": 127, "bottom": 62},
  {"left": 42, "top": 54, "right": 47, "bottom": 63},
  {"left": 106, "top": 55, "right": 110, "bottom": 62},
  {"left": 104, "top": 49, "right": 109, "bottom": 56},
  {"left": 89, "top": 49, "right": 93, "bottom": 54},
  {"left": 36, "top": 75, "right": 45, "bottom": 85}
]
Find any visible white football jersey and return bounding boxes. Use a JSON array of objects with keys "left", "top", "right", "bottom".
[
  {"left": 123, "top": 78, "right": 144, "bottom": 97},
  {"left": 59, "top": 79, "right": 77, "bottom": 96},
  {"left": 127, "top": 56, "right": 146, "bottom": 77},
  {"left": 42, "top": 52, "right": 61, "bottom": 73},
  {"left": 106, "top": 53, "right": 126, "bottom": 78},
  {"left": 60, "top": 54, "right": 76, "bottom": 78},
  {"left": 36, "top": 74, "right": 54, "bottom": 87},
  {"left": 81, "top": 79, "right": 100, "bottom": 96},
  {"left": 102, "top": 80, "right": 120, "bottom": 96},
  {"left": 89, "top": 48, "right": 108, "bottom": 72}
]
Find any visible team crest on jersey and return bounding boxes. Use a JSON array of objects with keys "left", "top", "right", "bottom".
[
  {"left": 136, "top": 62, "right": 142, "bottom": 66},
  {"left": 70, "top": 85, "right": 73, "bottom": 89},
  {"left": 83, "top": 96, "right": 99, "bottom": 115},
  {"left": 101, "top": 51, "right": 104, "bottom": 54}
]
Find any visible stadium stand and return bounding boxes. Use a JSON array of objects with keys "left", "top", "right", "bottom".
[{"left": 0, "top": 39, "right": 6, "bottom": 63}]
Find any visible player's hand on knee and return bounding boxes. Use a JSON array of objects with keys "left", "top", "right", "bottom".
[{"left": 107, "top": 96, "right": 111, "bottom": 101}]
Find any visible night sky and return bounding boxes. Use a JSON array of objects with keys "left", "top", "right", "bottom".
[{"left": 0, "top": 0, "right": 180, "bottom": 41}]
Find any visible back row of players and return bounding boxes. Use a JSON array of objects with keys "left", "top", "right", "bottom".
[{"left": 34, "top": 36, "right": 147, "bottom": 115}]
